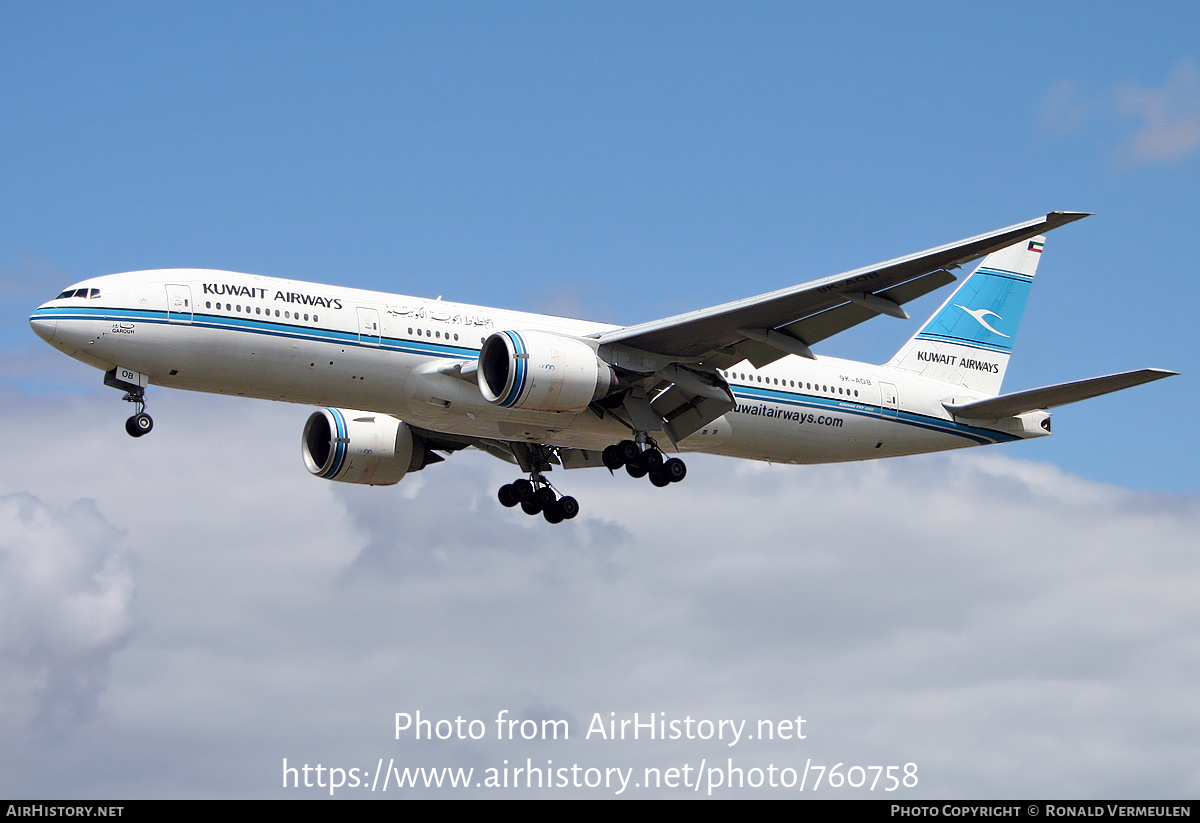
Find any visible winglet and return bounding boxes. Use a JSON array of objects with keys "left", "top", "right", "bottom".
[{"left": 1045, "top": 210, "right": 1092, "bottom": 225}]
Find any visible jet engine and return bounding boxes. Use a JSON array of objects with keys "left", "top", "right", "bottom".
[
  {"left": 477, "top": 330, "right": 616, "bottom": 413},
  {"left": 302, "top": 408, "right": 430, "bottom": 485}
]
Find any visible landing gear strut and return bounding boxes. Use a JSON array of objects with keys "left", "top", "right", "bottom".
[
  {"left": 105, "top": 368, "right": 153, "bottom": 438},
  {"left": 602, "top": 439, "right": 686, "bottom": 487},
  {"left": 498, "top": 472, "right": 579, "bottom": 524}
]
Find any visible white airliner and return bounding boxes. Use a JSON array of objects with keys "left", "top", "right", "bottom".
[{"left": 30, "top": 212, "right": 1174, "bottom": 523}]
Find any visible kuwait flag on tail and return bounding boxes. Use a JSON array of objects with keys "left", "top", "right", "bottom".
[{"left": 1027, "top": 239, "right": 1044, "bottom": 253}]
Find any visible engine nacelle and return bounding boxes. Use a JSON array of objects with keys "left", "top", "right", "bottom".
[
  {"left": 302, "top": 408, "right": 425, "bottom": 486},
  {"left": 477, "top": 330, "right": 616, "bottom": 413}
]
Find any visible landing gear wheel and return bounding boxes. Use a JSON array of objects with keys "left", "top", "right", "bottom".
[
  {"left": 618, "top": 439, "right": 641, "bottom": 464},
  {"left": 542, "top": 502, "right": 565, "bottom": 524},
  {"left": 513, "top": 479, "right": 535, "bottom": 502},
  {"left": 664, "top": 457, "right": 687, "bottom": 483},
  {"left": 625, "top": 461, "right": 647, "bottom": 479},
  {"left": 498, "top": 484, "right": 520, "bottom": 507},
  {"left": 641, "top": 449, "right": 664, "bottom": 471},
  {"left": 602, "top": 444, "right": 624, "bottom": 470},
  {"left": 109, "top": 371, "right": 152, "bottom": 438},
  {"left": 649, "top": 471, "right": 671, "bottom": 487},
  {"left": 125, "top": 412, "right": 153, "bottom": 438},
  {"left": 500, "top": 464, "right": 579, "bottom": 523}
]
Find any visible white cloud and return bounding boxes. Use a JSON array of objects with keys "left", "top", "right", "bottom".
[
  {"left": 0, "top": 388, "right": 1197, "bottom": 797},
  {"left": 1040, "top": 61, "right": 1200, "bottom": 166},
  {"left": 1115, "top": 60, "right": 1200, "bottom": 164},
  {"left": 1040, "top": 79, "right": 1091, "bottom": 137},
  {"left": 0, "top": 493, "right": 136, "bottom": 732}
]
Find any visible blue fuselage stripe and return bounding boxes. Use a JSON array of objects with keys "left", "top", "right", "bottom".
[
  {"left": 730, "top": 384, "right": 1013, "bottom": 446},
  {"left": 31, "top": 306, "right": 481, "bottom": 359},
  {"left": 36, "top": 305, "right": 1015, "bottom": 447}
]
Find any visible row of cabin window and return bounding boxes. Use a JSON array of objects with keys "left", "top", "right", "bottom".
[
  {"left": 722, "top": 370, "right": 859, "bottom": 398},
  {"left": 408, "top": 327, "right": 462, "bottom": 342},
  {"left": 206, "top": 301, "right": 317, "bottom": 323}
]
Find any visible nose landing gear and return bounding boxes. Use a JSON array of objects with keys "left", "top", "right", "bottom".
[{"left": 104, "top": 367, "right": 154, "bottom": 438}]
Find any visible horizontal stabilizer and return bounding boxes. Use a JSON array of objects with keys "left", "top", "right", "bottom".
[{"left": 944, "top": 368, "right": 1177, "bottom": 419}]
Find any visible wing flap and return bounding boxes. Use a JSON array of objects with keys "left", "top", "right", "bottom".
[
  {"left": 944, "top": 368, "right": 1177, "bottom": 419},
  {"left": 779, "top": 268, "right": 958, "bottom": 349}
]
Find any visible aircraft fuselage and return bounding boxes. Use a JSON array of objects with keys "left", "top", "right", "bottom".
[{"left": 30, "top": 267, "right": 1042, "bottom": 467}]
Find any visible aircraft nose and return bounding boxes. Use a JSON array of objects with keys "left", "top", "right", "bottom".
[{"left": 29, "top": 313, "right": 57, "bottom": 343}]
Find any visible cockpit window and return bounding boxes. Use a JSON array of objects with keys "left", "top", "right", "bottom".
[{"left": 54, "top": 288, "right": 100, "bottom": 300}]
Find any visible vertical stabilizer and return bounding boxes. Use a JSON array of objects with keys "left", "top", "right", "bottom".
[{"left": 886, "top": 236, "right": 1045, "bottom": 396}]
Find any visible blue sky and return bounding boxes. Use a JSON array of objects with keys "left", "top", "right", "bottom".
[
  {"left": 3, "top": 1, "right": 1194, "bottom": 490},
  {"left": 1, "top": 2, "right": 1197, "bottom": 798}
]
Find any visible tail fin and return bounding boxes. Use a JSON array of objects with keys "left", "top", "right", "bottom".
[{"left": 886, "top": 236, "right": 1045, "bottom": 396}]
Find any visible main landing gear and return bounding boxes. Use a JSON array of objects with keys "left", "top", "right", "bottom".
[
  {"left": 494, "top": 437, "right": 685, "bottom": 525},
  {"left": 601, "top": 439, "right": 687, "bottom": 487},
  {"left": 497, "top": 473, "right": 580, "bottom": 524}
]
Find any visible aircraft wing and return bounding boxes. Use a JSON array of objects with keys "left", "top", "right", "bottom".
[
  {"left": 406, "top": 426, "right": 609, "bottom": 472},
  {"left": 593, "top": 212, "right": 1090, "bottom": 368},
  {"left": 944, "top": 368, "right": 1177, "bottom": 419}
]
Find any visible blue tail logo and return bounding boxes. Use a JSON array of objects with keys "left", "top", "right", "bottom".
[
  {"left": 955, "top": 306, "right": 1010, "bottom": 338},
  {"left": 886, "top": 236, "right": 1044, "bottom": 395}
]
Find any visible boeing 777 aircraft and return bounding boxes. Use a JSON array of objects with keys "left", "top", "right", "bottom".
[{"left": 30, "top": 212, "right": 1174, "bottom": 523}]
